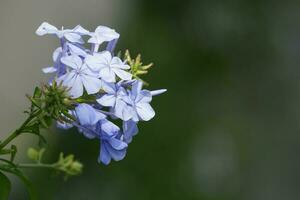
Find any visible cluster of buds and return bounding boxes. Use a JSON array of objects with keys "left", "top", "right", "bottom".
[
  {"left": 27, "top": 148, "right": 82, "bottom": 177},
  {"left": 27, "top": 81, "right": 77, "bottom": 127}
]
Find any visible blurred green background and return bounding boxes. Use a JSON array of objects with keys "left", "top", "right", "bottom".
[{"left": 1, "top": 0, "right": 300, "bottom": 199}]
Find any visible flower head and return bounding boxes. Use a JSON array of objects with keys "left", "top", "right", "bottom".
[
  {"left": 36, "top": 22, "right": 166, "bottom": 165},
  {"left": 85, "top": 51, "right": 132, "bottom": 82},
  {"left": 36, "top": 22, "right": 89, "bottom": 44}
]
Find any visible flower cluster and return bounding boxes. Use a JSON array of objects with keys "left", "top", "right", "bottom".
[{"left": 36, "top": 22, "right": 166, "bottom": 165}]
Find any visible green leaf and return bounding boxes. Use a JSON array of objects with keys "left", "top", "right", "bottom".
[
  {"left": 0, "top": 171, "right": 11, "bottom": 200},
  {"left": 0, "top": 165, "right": 37, "bottom": 200},
  {"left": 33, "top": 87, "right": 42, "bottom": 98}
]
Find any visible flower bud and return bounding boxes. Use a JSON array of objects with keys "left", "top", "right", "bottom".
[{"left": 27, "top": 148, "right": 39, "bottom": 161}]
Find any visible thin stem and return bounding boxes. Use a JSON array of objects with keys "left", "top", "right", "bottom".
[
  {"left": 0, "top": 110, "right": 40, "bottom": 150},
  {"left": 0, "top": 149, "right": 14, "bottom": 155},
  {"left": 17, "top": 163, "right": 57, "bottom": 169}
]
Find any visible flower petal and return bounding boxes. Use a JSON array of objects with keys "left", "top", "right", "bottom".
[
  {"left": 136, "top": 103, "right": 155, "bottom": 121},
  {"left": 99, "top": 67, "right": 116, "bottom": 82},
  {"left": 42, "top": 66, "right": 57, "bottom": 73},
  {"left": 64, "top": 32, "right": 84, "bottom": 44},
  {"left": 97, "top": 94, "right": 116, "bottom": 107},
  {"left": 99, "top": 142, "right": 111, "bottom": 165},
  {"left": 75, "top": 104, "right": 103, "bottom": 125},
  {"left": 36, "top": 22, "right": 58, "bottom": 36},
  {"left": 123, "top": 120, "right": 138, "bottom": 143},
  {"left": 104, "top": 142, "right": 127, "bottom": 161},
  {"left": 61, "top": 55, "right": 82, "bottom": 70},
  {"left": 108, "top": 137, "right": 128, "bottom": 150},
  {"left": 150, "top": 89, "right": 167, "bottom": 96},
  {"left": 101, "top": 119, "right": 120, "bottom": 135},
  {"left": 112, "top": 68, "right": 132, "bottom": 81},
  {"left": 80, "top": 75, "right": 102, "bottom": 95}
]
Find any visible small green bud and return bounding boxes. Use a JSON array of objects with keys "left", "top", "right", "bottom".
[
  {"left": 124, "top": 50, "right": 153, "bottom": 86},
  {"left": 27, "top": 148, "right": 39, "bottom": 161},
  {"left": 69, "top": 161, "right": 83, "bottom": 175},
  {"left": 27, "top": 147, "right": 45, "bottom": 162}
]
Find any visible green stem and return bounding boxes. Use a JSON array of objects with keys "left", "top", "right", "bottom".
[
  {"left": 0, "top": 110, "right": 40, "bottom": 150},
  {"left": 17, "top": 163, "right": 57, "bottom": 169},
  {"left": 0, "top": 149, "right": 14, "bottom": 155}
]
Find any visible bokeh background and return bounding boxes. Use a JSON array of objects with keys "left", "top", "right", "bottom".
[{"left": 1, "top": 0, "right": 300, "bottom": 199}]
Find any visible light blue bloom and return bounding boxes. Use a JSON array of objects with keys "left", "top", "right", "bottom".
[
  {"left": 57, "top": 55, "right": 102, "bottom": 98},
  {"left": 106, "top": 38, "right": 119, "bottom": 53},
  {"left": 37, "top": 22, "right": 167, "bottom": 165},
  {"left": 74, "top": 103, "right": 106, "bottom": 139},
  {"left": 96, "top": 82, "right": 132, "bottom": 121},
  {"left": 124, "top": 81, "right": 155, "bottom": 121},
  {"left": 36, "top": 22, "right": 89, "bottom": 44},
  {"left": 42, "top": 42, "right": 88, "bottom": 79},
  {"left": 96, "top": 119, "right": 127, "bottom": 165},
  {"left": 85, "top": 51, "right": 132, "bottom": 82},
  {"left": 88, "top": 26, "right": 119, "bottom": 46},
  {"left": 73, "top": 106, "right": 127, "bottom": 165}
]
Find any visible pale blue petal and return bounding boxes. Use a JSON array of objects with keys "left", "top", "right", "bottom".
[
  {"left": 136, "top": 103, "right": 155, "bottom": 121},
  {"left": 67, "top": 43, "right": 87, "bottom": 57},
  {"left": 101, "top": 119, "right": 120, "bottom": 135},
  {"left": 101, "top": 82, "right": 116, "bottom": 94},
  {"left": 52, "top": 47, "right": 62, "bottom": 61},
  {"left": 131, "top": 80, "right": 143, "bottom": 100},
  {"left": 97, "top": 94, "right": 116, "bottom": 107},
  {"left": 150, "top": 89, "right": 167, "bottom": 96},
  {"left": 80, "top": 75, "right": 102, "bottom": 95},
  {"left": 137, "top": 90, "right": 152, "bottom": 103},
  {"left": 36, "top": 22, "right": 58, "bottom": 36},
  {"left": 72, "top": 25, "right": 90, "bottom": 35},
  {"left": 112, "top": 68, "right": 132, "bottom": 81},
  {"left": 75, "top": 104, "right": 102, "bottom": 125},
  {"left": 106, "top": 38, "right": 118, "bottom": 53},
  {"left": 42, "top": 66, "right": 57, "bottom": 73},
  {"left": 99, "top": 67, "right": 116, "bottom": 82},
  {"left": 85, "top": 51, "right": 111, "bottom": 71},
  {"left": 99, "top": 143, "right": 111, "bottom": 165},
  {"left": 115, "top": 100, "right": 132, "bottom": 121},
  {"left": 94, "top": 26, "right": 120, "bottom": 41},
  {"left": 68, "top": 75, "right": 84, "bottom": 98},
  {"left": 111, "top": 57, "right": 130, "bottom": 69},
  {"left": 64, "top": 32, "right": 84, "bottom": 44},
  {"left": 104, "top": 142, "right": 127, "bottom": 161},
  {"left": 108, "top": 137, "right": 128, "bottom": 150},
  {"left": 61, "top": 55, "right": 82, "bottom": 70},
  {"left": 123, "top": 120, "right": 138, "bottom": 143}
]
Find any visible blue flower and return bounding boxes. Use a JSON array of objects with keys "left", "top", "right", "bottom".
[
  {"left": 126, "top": 81, "right": 167, "bottom": 122},
  {"left": 74, "top": 103, "right": 106, "bottom": 139},
  {"left": 73, "top": 104, "right": 127, "bottom": 165},
  {"left": 36, "top": 22, "right": 89, "bottom": 44},
  {"left": 85, "top": 51, "right": 132, "bottom": 82},
  {"left": 96, "top": 82, "right": 132, "bottom": 121},
  {"left": 57, "top": 55, "right": 103, "bottom": 98},
  {"left": 125, "top": 81, "right": 155, "bottom": 121},
  {"left": 37, "top": 23, "right": 167, "bottom": 165},
  {"left": 88, "top": 26, "right": 119, "bottom": 45},
  {"left": 96, "top": 119, "right": 127, "bottom": 165}
]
